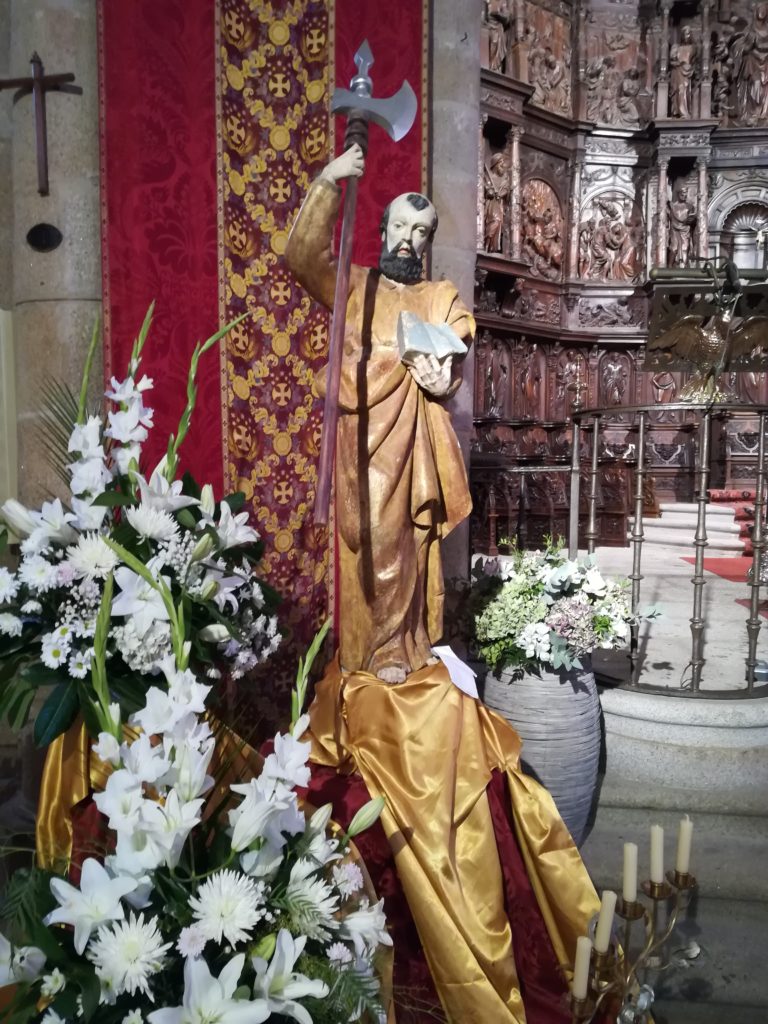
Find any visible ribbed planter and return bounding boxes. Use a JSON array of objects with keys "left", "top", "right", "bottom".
[{"left": 480, "top": 660, "right": 601, "bottom": 847}]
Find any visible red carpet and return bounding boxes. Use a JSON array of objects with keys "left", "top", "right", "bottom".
[
  {"left": 681, "top": 556, "right": 755, "bottom": 584},
  {"left": 735, "top": 598, "right": 768, "bottom": 620}
]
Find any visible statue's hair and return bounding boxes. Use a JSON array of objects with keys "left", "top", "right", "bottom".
[{"left": 379, "top": 193, "right": 438, "bottom": 242}]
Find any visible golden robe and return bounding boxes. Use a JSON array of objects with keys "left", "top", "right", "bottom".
[{"left": 285, "top": 180, "right": 474, "bottom": 678}]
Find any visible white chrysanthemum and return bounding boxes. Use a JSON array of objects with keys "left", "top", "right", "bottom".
[
  {"left": 176, "top": 924, "right": 206, "bottom": 959},
  {"left": 18, "top": 555, "right": 58, "bottom": 593},
  {"left": 285, "top": 859, "right": 340, "bottom": 941},
  {"left": 188, "top": 870, "right": 267, "bottom": 946},
  {"left": 66, "top": 534, "right": 119, "bottom": 580},
  {"left": 86, "top": 913, "right": 171, "bottom": 999},
  {"left": 332, "top": 861, "right": 364, "bottom": 899},
  {"left": 326, "top": 941, "right": 353, "bottom": 964},
  {"left": 0, "top": 567, "right": 18, "bottom": 603},
  {"left": 20, "top": 599, "right": 42, "bottom": 614},
  {"left": 0, "top": 613, "right": 22, "bottom": 638},
  {"left": 41, "top": 632, "right": 70, "bottom": 668},
  {"left": 125, "top": 505, "right": 179, "bottom": 542},
  {"left": 122, "top": 1011, "right": 144, "bottom": 1024},
  {"left": 40, "top": 967, "right": 66, "bottom": 998}
]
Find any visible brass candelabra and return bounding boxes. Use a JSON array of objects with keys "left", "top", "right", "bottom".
[{"left": 569, "top": 870, "right": 697, "bottom": 1024}]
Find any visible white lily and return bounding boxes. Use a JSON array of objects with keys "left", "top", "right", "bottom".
[
  {"left": 0, "top": 498, "right": 36, "bottom": 538},
  {"left": 45, "top": 857, "right": 138, "bottom": 954},
  {"left": 215, "top": 501, "right": 260, "bottom": 550},
  {"left": 251, "top": 929, "right": 329, "bottom": 1024},
  {"left": 71, "top": 495, "right": 110, "bottom": 532},
  {"left": 134, "top": 459, "right": 199, "bottom": 512},
  {"left": 229, "top": 777, "right": 304, "bottom": 853},
  {"left": 111, "top": 565, "right": 170, "bottom": 639},
  {"left": 147, "top": 952, "right": 268, "bottom": 1024},
  {"left": 339, "top": 898, "right": 392, "bottom": 958}
]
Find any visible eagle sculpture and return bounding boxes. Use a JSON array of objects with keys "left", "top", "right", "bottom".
[{"left": 647, "top": 262, "right": 768, "bottom": 402}]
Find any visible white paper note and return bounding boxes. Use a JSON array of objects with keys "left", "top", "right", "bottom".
[{"left": 431, "top": 645, "right": 479, "bottom": 699}]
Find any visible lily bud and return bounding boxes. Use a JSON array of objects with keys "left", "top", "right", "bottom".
[
  {"left": 251, "top": 933, "right": 276, "bottom": 962},
  {"left": 309, "top": 803, "right": 334, "bottom": 834},
  {"left": 199, "top": 623, "right": 230, "bottom": 643},
  {"left": 200, "top": 579, "right": 219, "bottom": 602},
  {"left": 190, "top": 533, "right": 215, "bottom": 563},
  {"left": 200, "top": 483, "right": 215, "bottom": 518},
  {"left": 346, "top": 796, "right": 386, "bottom": 838},
  {"left": 0, "top": 498, "right": 36, "bottom": 538}
]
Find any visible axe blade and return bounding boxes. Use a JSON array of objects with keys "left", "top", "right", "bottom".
[{"left": 331, "top": 80, "right": 417, "bottom": 142}]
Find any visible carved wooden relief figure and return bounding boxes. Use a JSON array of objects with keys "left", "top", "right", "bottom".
[
  {"left": 482, "top": 0, "right": 510, "bottom": 74},
  {"left": 483, "top": 152, "right": 511, "bottom": 253},
  {"left": 521, "top": 179, "right": 564, "bottom": 281},
  {"left": 731, "top": 3, "right": 768, "bottom": 125},
  {"left": 579, "top": 194, "right": 643, "bottom": 283},
  {"left": 667, "top": 186, "right": 697, "bottom": 268},
  {"left": 523, "top": 1, "right": 571, "bottom": 116},
  {"left": 668, "top": 26, "right": 698, "bottom": 118}
]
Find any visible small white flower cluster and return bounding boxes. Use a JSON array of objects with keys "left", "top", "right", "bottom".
[
  {"left": 19, "top": 652, "right": 390, "bottom": 1021},
  {"left": 0, "top": 370, "right": 279, "bottom": 692},
  {"left": 475, "top": 546, "right": 637, "bottom": 673}
]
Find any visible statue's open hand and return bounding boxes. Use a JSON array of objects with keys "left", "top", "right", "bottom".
[
  {"left": 319, "top": 143, "right": 365, "bottom": 186},
  {"left": 405, "top": 353, "right": 453, "bottom": 397}
]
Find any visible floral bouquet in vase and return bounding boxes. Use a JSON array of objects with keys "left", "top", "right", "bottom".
[{"left": 471, "top": 540, "right": 637, "bottom": 676}]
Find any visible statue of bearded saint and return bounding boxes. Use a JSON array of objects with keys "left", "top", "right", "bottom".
[{"left": 285, "top": 144, "right": 474, "bottom": 685}]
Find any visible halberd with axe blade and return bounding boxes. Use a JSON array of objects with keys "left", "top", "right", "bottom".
[{"left": 313, "top": 40, "right": 417, "bottom": 526}]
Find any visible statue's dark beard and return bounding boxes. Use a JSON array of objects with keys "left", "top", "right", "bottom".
[{"left": 378, "top": 244, "right": 424, "bottom": 284}]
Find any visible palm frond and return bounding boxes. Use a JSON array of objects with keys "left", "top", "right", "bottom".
[{"left": 35, "top": 378, "right": 82, "bottom": 488}]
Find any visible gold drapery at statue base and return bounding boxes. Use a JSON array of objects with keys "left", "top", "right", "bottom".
[{"left": 309, "top": 659, "right": 601, "bottom": 1024}]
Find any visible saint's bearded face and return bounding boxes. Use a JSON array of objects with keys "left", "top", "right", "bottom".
[{"left": 378, "top": 193, "right": 437, "bottom": 285}]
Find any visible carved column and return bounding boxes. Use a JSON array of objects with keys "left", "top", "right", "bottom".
[
  {"left": 697, "top": 157, "right": 709, "bottom": 260},
  {"left": 478, "top": 116, "right": 487, "bottom": 250},
  {"left": 568, "top": 157, "right": 583, "bottom": 278},
  {"left": 699, "top": 0, "right": 713, "bottom": 118},
  {"left": 510, "top": 0, "right": 527, "bottom": 81},
  {"left": 510, "top": 125, "right": 523, "bottom": 261},
  {"left": 656, "top": 1, "right": 672, "bottom": 119},
  {"left": 576, "top": 0, "right": 588, "bottom": 120},
  {"left": 657, "top": 158, "right": 669, "bottom": 267}
]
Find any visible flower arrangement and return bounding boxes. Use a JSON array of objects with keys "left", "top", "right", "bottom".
[
  {"left": 0, "top": 310, "right": 392, "bottom": 1022},
  {"left": 0, "top": 308, "right": 280, "bottom": 746},
  {"left": 0, "top": 625, "right": 390, "bottom": 1023},
  {"left": 471, "top": 541, "right": 637, "bottom": 675}
]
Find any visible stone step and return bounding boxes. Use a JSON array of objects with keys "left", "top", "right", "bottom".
[
  {"left": 638, "top": 529, "right": 745, "bottom": 553},
  {"left": 643, "top": 515, "right": 742, "bottom": 536},
  {"left": 658, "top": 502, "right": 736, "bottom": 518}
]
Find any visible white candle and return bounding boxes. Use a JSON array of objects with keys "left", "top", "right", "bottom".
[
  {"left": 593, "top": 889, "right": 617, "bottom": 953},
  {"left": 650, "top": 824, "right": 664, "bottom": 883},
  {"left": 623, "top": 842, "right": 638, "bottom": 903},
  {"left": 572, "top": 935, "right": 592, "bottom": 999},
  {"left": 675, "top": 815, "right": 693, "bottom": 875}
]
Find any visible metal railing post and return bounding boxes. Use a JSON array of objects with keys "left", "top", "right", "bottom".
[
  {"left": 629, "top": 411, "right": 647, "bottom": 684},
  {"left": 688, "top": 408, "right": 712, "bottom": 692},
  {"left": 745, "top": 412, "right": 767, "bottom": 689},
  {"left": 586, "top": 415, "right": 601, "bottom": 556},
  {"left": 569, "top": 414, "right": 581, "bottom": 559}
]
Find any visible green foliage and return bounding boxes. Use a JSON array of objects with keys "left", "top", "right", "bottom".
[
  {"left": 33, "top": 681, "right": 80, "bottom": 747},
  {"left": 36, "top": 378, "right": 81, "bottom": 489}
]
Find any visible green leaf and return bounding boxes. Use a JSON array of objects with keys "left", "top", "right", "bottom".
[
  {"left": 223, "top": 490, "right": 246, "bottom": 513},
  {"left": 19, "top": 662, "right": 65, "bottom": 686},
  {"left": 89, "top": 490, "right": 135, "bottom": 508},
  {"left": 33, "top": 683, "right": 80, "bottom": 747},
  {"left": 77, "top": 317, "right": 101, "bottom": 424},
  {"left": 8, "top": 685, "right": 36, "bottom": 731}
]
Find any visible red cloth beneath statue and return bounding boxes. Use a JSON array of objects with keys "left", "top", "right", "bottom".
[{"left": 305, "top": 764, "right": 572, "bottom": 1024}]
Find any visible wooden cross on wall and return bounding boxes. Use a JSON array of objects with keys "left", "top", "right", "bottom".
[{"left": 0, "top": 53, "right": 82, "bottom": 196}]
